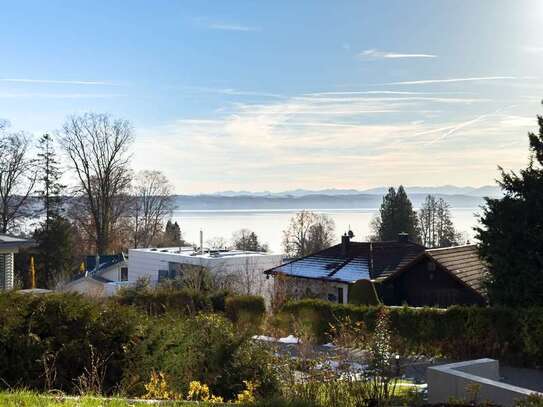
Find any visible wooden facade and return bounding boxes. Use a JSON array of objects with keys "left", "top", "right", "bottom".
[{"left": 379, "top": 245, "right": 487, "bottom": 307}]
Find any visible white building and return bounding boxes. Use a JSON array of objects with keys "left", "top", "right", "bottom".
[
  {"left": 60, "top": 254, "right": 128, "bottom": 297},
  {"left": 128, "top": 247, "right": 284, "bottom": 302},
  {"left": 0, "top": 235, "right": 35, "bottom": 291}
]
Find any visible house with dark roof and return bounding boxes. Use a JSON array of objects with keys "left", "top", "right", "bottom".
[
  {"left": 377, "top": 244, "right": 487, "bottom": 307},
  {"left": 265, "top": 232, "right": 425, "bottom": 304},
  {"left": 265, "top": 234, "right": 487, "bottom": 307},
  {"left": 60, "top": 254, "right": 128, "bottom": 296}
]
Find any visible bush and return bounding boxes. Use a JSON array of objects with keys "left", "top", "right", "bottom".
[
  {"left": 276, "top": 299, "right": 543, "bottom": 366},
  {"left": 0, "top": 292, "right": 140, "bottom": 394},
  {"left": 122, "top": 313, "right": 280, "bottom": 400},
  {"left": 209, "top": 289, "right": 230, "bottom": 312},
  {"left": 115, "top": 284, "right": 212, "bottom": 316},
  {"left": 225, "top": 295, "right": 266, "bottom": 332}
]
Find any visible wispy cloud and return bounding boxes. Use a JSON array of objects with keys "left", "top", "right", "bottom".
[
  {"left": 134, "top": 87, "right": 533, "bottom": 193},
  {"left": 183, "top": 86, "right": 282, "bottom": 98},
  {"left": 0, "top": 78, "right": 118, "bottom": 86},
  {"left": 306, "top": 90, "right": 445, "bottom": 96},
  {"left": 207, "top": 23, "right": 259, "bottom": 32},
  {"left": 360, "top": 49, "right": 437, "bottom": 59},
  {"left": 0, "top": 92, "right": 122, "bottom": 98},
  {"left": 384, "top": 76, "right": 519, "bottom": 85}
]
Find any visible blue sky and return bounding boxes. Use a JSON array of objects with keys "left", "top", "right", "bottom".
[{"left": 1, "top": 0, "right": 543, "bottom": 193}]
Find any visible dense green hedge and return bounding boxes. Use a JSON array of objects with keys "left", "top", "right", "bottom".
[
  {"left": 225, "top": 295, "right": 266, "bottom": 333},
  {"left": 277, "top": 299, "right": 543, "bottom": 367},
  {"left": 115, "top": 285, "right": 213, "bottom": 315},
  {"left": 0, "top": 292, "right": 139, "bottom": 394},
  {"left": 0, "top": 292, "right": 278, "bottom": 400}
]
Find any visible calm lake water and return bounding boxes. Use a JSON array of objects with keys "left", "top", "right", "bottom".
[{"left": 171, "top": 208, "right": 482, "bottom": 253}]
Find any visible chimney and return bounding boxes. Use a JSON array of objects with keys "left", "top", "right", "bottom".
[
  {"left": 341, "top": 233, "right": 351, "bottom": 257},
  {"left": 398, "top": 232, "right": 409, "bottom": 243},
  {"left": 200, "top": 230, "right": 204, "bottom": 255}
]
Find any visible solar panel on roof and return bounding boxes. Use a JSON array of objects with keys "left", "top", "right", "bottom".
[
  {"left": 332, "top": 257, "right": 370, "bottom": 283},
  {"left": 278, "top": 255, "right": 370, "bottom": 283},
  {"left": 277, "top": 256, "right": 344, "bottom": 279}
]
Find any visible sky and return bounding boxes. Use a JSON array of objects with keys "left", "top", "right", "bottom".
[{"left": 1, "top": 0, "right": 543, "bottom": 194}]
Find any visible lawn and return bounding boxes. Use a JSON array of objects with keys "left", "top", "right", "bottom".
[{"left": 0, "top": 391, "right": 221, "bottom": 406}]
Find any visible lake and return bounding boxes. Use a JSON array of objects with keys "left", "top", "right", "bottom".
[{"left": 171, "top": 207, "right": 482, "bottom": 253}]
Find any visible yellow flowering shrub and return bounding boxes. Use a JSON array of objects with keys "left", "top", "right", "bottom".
[
  {"left": 234, "top": 380, "right": 258, "bottom": 404},
  {"left": 186, "top": 380, "right": 224, "bottom": 403},
  {"left": 143, "top": 371, "right": 180, "bottom": 400}
]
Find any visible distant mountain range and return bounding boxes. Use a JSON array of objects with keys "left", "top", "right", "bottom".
[
  {"left": 173, "top": 185, "right": 501, "bottom": 211},
  {"left": 209, "top": 185, "right": 501, "bottom": 198}
]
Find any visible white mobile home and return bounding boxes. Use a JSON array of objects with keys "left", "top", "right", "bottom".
[{"left": 128, "top": 247, "right": 283, "bottom": 302}]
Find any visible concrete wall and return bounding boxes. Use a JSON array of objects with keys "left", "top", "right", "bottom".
[{"left": 427, "top": 359, "right": 542, "bottom": 407}]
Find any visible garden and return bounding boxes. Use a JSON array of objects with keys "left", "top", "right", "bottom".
[{"left": 1, "top": 287, "right": 542, "bottom": 406}]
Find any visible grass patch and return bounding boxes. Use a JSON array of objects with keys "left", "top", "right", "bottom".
[
  {"left": 0, "top": 391, "right": 222, "bottom": 406},
  {"left": 0, "top": 391, "right": 312, "bottom": 406}
]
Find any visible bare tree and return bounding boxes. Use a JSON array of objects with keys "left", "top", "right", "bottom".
[
  {"left": 60, "top": 113, "right": 133, "bottom": 254},
  {"left": 0, "top": 129, "right": 37, "bottom": 233},
  {"left": 419, "top": 195, "right": 463, "bottom": 248},
  {"left": 282, "top": 210, "right": 335, "bottom": 258},
  {"left": 130, "top": 170, "right": 174, "bottom": 248},
  {"left": 206, "top": 236, "right": 229, "bottom": 250}
]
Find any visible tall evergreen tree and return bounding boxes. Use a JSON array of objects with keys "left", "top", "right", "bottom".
[
  {"left": 371, "top": 186, "right": 420, "bottom": 242},
  {"left": 161, "top": 220, "right": 183, "bottom": 246},
  {"left": 476, "top": 101, "right": 543, "bottom": 306},
  {"left": 36, "top": 134, "right": 64, "bottom": 225},
  {"left": 33, "top": 134, "right": 75, "bottom": 287}
]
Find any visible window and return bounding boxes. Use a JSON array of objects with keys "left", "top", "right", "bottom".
[
  {"left": 158, "top": 263, "right": 185, "bottom": 282},
  {"left": 158, "top": 269, "right": 169, "bottom": 282},
  {"left": 120, "top": 267, "right": 128, "bottom": 281},
  {"left": 168, "top": 262, "right": 184, "bottom": 279}
]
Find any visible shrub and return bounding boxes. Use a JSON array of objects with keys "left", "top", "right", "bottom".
[
  {"left": 225, "top": 295, "right": 266, "bottom": 332},
  {"left": 348, "top": 280, "right": 380, "bottom": 306},
  {"left": 277, "top": 299, "right": 543, "bottom": 366},
  {"left": 122, "top": 313, "right": 280, "bottom": 400},
  {"left": 115, "top": 284, "right": 212, "bottom": 316},
  {"left": 0, "top": 292, "right": 140, "bottom": 394},
  {"left": 209, "top": 289, "right": 230, "bottom": 312}
]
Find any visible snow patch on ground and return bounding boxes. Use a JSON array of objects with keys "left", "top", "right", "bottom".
[{"left": 252, "top": 334, "right": 302, "bottom": 344}]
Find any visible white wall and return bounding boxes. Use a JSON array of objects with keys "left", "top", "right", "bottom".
[
  {"left": 0, "top": 253, "right": 14, "bottom": 290},
  {"left": 100, "top": 263, "right": 126, "bottom": 281},
  {"left": 127, "top": 249, "right": 283, "bottom": 303},
  {"left": 427, "top": 359, "right": 542, "bottom": 406}
]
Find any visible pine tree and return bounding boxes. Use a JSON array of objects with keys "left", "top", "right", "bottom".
[
  {"left": 372, "top": 186, "right": 420, "bottom": 242},
  {"left": 476, "top": 101, "right": 543, "bottom": 306},
  {"left": 33, "top": 134, "right": 75, "bottom": 287},
  {"left": 162, "top": 220, "right": 183, "bottom": 246},
  {"left": 37, "top": 134, "right": 64, "bottom": 227}
]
